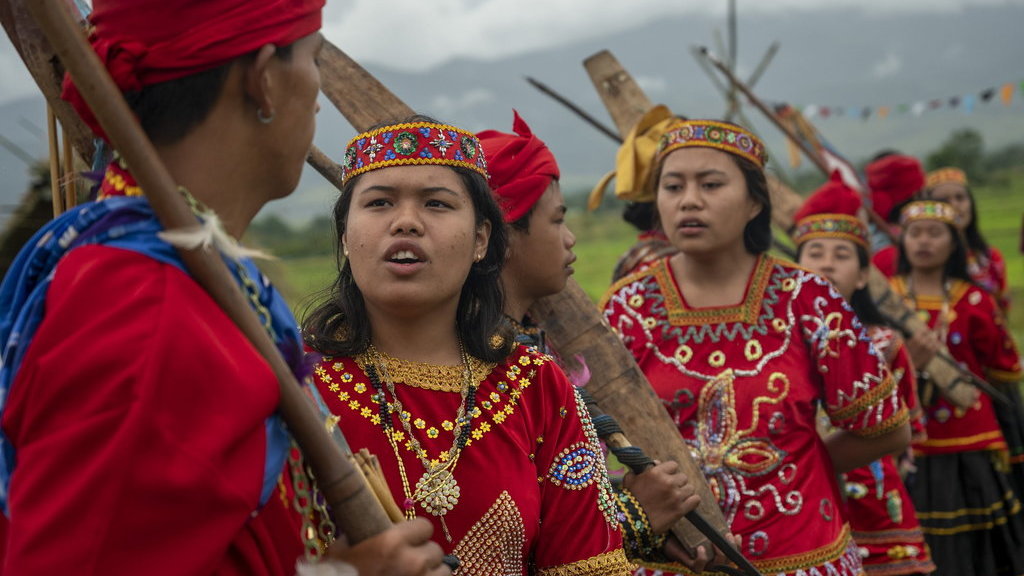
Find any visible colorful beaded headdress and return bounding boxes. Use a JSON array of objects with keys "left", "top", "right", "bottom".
[
  {"left": 899, "top": 200, "right": 959, "bottom": 227},
  {"left": 341, "top": 121, "right": 488, "bottom": 183},
  {"left": 794, "top": 214, "right": 869, "bottom": 250},
  {"left": 924, "top": 167, "right": 967, "bottom": 191},
  {"left": 657, "top": 119, "right": 768, "bottom": 168},
  {"left": 792, "top": 170, "right": 868, "bottom": 249}
]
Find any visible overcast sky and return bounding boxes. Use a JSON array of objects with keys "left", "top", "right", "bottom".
[
  {"left": 322, "top": 0, "right": 1015, "bottom": 71},
  {"left": 0, "top": 0, "right": 1017, "bottom": 105}
]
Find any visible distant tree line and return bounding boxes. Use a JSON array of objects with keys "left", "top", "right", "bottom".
[{"left": 245, "top": 214, "right": 336, "bottom": 258}]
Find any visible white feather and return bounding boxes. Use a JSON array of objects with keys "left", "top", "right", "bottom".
[{"left": 157, "top": 211, "right": 276, "bottom": 261}]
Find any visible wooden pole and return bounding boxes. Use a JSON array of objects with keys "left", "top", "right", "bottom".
[
  {"left": 62, "top": 125, "right": 77, "bottom": 210},
  {"left": 25, "top": 0, "right": 391, "bottom": 543}
]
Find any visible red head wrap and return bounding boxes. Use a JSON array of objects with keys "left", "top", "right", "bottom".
[
  {"left": 62, "top": 0, "right": 324, "bottom": 140},
  {"left": 865, "top": 154, "right": 925, "bottom": 222},
  {"left": 793, "top": 170, "right": 868, "bottom": 249},
  {"left": 477, "top": 111, "right": 560, "bottom": 223}
]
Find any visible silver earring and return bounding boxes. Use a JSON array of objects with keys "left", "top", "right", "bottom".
[{"left": 257, "top": 108, "right": 274, "bottom": 124}]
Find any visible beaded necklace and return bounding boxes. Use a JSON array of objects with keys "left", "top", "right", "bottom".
[
  {"left": 365, "top": 343, "right": 478, "bottom": 542},
  {"left": 903, "top": 276, "right": 952, "bottom": 343}
]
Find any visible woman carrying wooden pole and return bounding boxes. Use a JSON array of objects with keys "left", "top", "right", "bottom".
[{"left": 0, "top": 1, "right": 448, "bottom": 574}]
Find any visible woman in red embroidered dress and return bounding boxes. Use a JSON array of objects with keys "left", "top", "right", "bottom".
[
  {"left": 794, "top": 173, "right": 935, "bottom": 575},
  {"left": 918, "top": 167, "right": 1010, "bottom": 313},
  {"left": 302, "top": 115, "right": 632, "bottom": 576},
  {"left": 600, "top": 119, "right": 911, "bottom": 576},
  {"left": 889, "top": 200, "right": 1024, "bottom": 576}
]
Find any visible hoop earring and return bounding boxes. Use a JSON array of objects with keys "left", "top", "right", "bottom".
[{"left": 257, "top": 108, "right": 274, "bottom": 125}]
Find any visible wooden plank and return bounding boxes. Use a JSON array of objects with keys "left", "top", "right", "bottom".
[
  {"left": 583, "top": 50, "right": 653, "bottom": 137},
  {"left": 318, "top": 40, "right": 414, "bottom": 132},
  {"left": 0, "top": 0, "right": 95, "bottom": 163}
]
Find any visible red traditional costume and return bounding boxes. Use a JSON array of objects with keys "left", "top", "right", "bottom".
[
  {"left": 601, "top": 122, "right": 908, "bottom": 576},
  {"left": 602, "top": 254, "right": 907, "bottom": 576},
  {"left": 312, "top": 347, "right": 629, "bottom": 575},
  {"left": 0, "top": 1, "right": 327, "bottom": 572},
  {"left": 309, "top": 121, "right": 632, "bottom": 575},
  {"left": 793, "top": 174, "right": 934, "bottom": 575},
  {"left": 890, "top": 200, "right": 1024, "bottom": 576},
  {"left": 924, "top": 167, "right": 1010, "bottom": 313}
]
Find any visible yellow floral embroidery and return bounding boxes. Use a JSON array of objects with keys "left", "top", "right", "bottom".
[
  {"left": 708, "top": 350, "right": 726, "bottom": 367},
  {"left": 745, "top": 339, "right": 763, "bottom": 361},
  {"left": 673, "top": 344, "right": 693, "bottom": 364}
]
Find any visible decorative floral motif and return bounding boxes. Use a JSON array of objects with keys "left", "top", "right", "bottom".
[{"left": 341, "top": 121, "right": 489, "bottom": 183}]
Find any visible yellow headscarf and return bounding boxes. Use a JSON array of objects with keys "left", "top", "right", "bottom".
[{"left": 587, "top": 105, "right": 683, "bottom": 210}]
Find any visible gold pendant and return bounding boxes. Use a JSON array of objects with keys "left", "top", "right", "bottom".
[{"left": 414, "top": 467, "right": 461, "bottom": 516}]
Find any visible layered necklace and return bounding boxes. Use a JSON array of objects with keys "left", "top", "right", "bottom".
[
  {"left": 903, "top": 276, "right": 953, "bottom": 343},
  {"left": 365, "top": 343, "right": 478, "bottom": 542}
]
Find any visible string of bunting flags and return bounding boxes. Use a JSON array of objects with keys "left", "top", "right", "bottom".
[{"left": 784, "top": 80, "right": 1024, "bottom": 121}]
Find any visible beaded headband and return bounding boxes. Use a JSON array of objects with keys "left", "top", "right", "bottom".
[
  {"left": 924, "top": 167, "right": 967, "bottom": 191},
  {"left": 899, "top": 200, "right": 959, "bottom": 227},
  {"left": 341, "top": 121, "right": 489, "bottom": 183},
  {"left": 658, "top": 120, "right": 768, "bottom": 168},
  {"left": 793, "top": 214, "right": 869, "bottom": 250}
]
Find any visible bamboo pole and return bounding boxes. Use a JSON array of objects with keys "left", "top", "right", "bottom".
[{"left": 46, "top": 106, "right": 62, "bottom": 216}]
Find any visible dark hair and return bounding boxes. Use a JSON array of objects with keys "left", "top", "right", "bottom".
[
  {"left": 301, "top": 115, "right": 513, "bottom": 363},
  {"left": 622, "top": 201, "right": 657, "bottom": 232},
  {"left": 124, "top": 44, "right": 294, "bottom": 146},
  {"left": 896, "top": 213, "right": 971, "bottom": 282},
  {"left": 509, "top": 205, "right": 535, "bottom": 233},
  {"left": 796, "top": 242, "right": 889, "bottom": 327},
  {"left": 650, "top": 150, "right": 773, "bottom": 255}
]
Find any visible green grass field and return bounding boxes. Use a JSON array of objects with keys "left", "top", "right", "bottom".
[{"left": 270, "top": 183, "right": 1023, "bottom": 344}]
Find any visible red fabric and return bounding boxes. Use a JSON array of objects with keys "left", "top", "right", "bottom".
[
  {"left": 61, "top": 0, "right": 324, "bottom": 139},
  {"left": 0, "top": 246, "right": 306, "bottom": 575},
  {"left": 968, "top": 247, "right": 1010, "bottom": 313},
  {"left": 477, "top": 111, "right": 559, "bottom": 223},
  {"left": 312, "top": 346, "right": 629, "bottom": 573},
  {"left": 866, "top": 155, "right": 925, "bottom": 222},
  {"left": 872, "top": 245, "right": 899, "bottom": 277},
  {"left": 601, "top": 255, "right": 907, "bottom": 575},
  {"left": 891, "top": 277, "right": 1020, "bottom": 456},
  {"left": 841, "top": 326, "right": 935, "bottom": 575},
  {"left": 794, "top": 170, "right": 862, "bottom": 223}
]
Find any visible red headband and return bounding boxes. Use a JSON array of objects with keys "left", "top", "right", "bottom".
[
  {"left": 477, "top": 111, "right": 560, "bottom": 223},
  {"left": 62, "top": 0, "right": 324, "bottom": 140}
]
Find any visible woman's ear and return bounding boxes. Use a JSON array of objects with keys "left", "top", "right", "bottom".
[
  {"left": 242, "top": 44, "right": 279, "bottom": 121},
  {"left": 856, "top": 267, "right": 869, "bottom": 291},
  {"left": 475, "top": 219, "right": 492, "bottom": 262}
]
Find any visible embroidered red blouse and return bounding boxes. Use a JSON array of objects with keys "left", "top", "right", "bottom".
[
  {"left": 890, "top": 277, "right": 1021, "bottom": 456},
  {"left": 601, "top": 255, "right": 907, "bottom": 576},
  {"left": 311, "top": 345, "right": 632, "bottom": 576}
]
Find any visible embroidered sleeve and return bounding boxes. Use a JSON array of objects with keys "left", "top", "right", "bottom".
[
  {"left": 530, "top": 354, "right": 630, "bottom": 573},
  {"left": 799, "top": 276, "right": 907, "bottom": 437},
  {"left": 600, "top": 274, "right": 653, "bottom": 360},
  {"left": 971, "top": 288, "right": 1022, "bottom": 385},
  {"left": 535, "top": 549, "right": 635, "bottom": 576}
]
